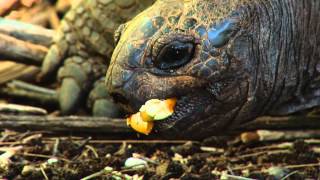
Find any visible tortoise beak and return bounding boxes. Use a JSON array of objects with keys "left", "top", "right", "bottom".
[{"left": 105, "top": 67, "right": 142, "bottom": 113}]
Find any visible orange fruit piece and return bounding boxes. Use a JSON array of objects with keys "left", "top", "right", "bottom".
[
  {"left": 126, "top": 112, "right": 154, "bottom": 135},
  {"left": 126, "top": 98, "right": 177, "bottom": 135}
]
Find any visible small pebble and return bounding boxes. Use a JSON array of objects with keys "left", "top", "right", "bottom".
[
  {"left": 124, "top": 157, "right": 148, "bottom": 169},
  {"left": 267, "top": 166, "right": 289, "bottom": 179}
]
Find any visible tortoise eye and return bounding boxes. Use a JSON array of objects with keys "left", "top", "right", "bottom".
[{"left": 154, "top": 41, "right": 195, "bottom": 70}]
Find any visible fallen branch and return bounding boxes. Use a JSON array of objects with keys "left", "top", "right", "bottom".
[
  {"left": 0, "top": 113, "right": 318, "bottom": 138},
  {"left": 241, "top": 130, "right": 320, "bottom": 143},
  {"left": 237, "top": 115, "right": 320, "bottom": 131},
  {"left": 0, "top": 17, "right": 53, "bottom": 47},
  {"left": 0, "top": 114, "right": 131, "bottom": 134},
  {"left": 0, "top": 33, "right": 48, "bottom": 65},
  {"left": 0, "top": 103, "right": 47, "bottom": 115},
  {"left": 0, "top": 80, "right": 58, "bottom": 106},
  {"left": 0, "top": 62, "right": 39, "bottom": 85}
]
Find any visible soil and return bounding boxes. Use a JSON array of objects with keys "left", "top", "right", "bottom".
[{"left": 0, "top": 131, "right": 320, "bottom": 179}]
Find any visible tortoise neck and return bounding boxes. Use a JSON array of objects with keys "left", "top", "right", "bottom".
[{"left": 241, "top": 0, "right": 320, "bottom": 113}]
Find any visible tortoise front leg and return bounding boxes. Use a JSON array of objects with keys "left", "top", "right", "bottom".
[
  {"left": 87, "top": 77, "right": 123, "bottom": 117},
  {"left": 1, "top": 0, "right": 156, "bottom": 115},
  {"left": 0, "top": 78, "right": 123, "bottom": 117},
  {"left": 40, "top": 0, "right": 156, "bottom": 81},
  {"left": 38, "top": 0, "right": 156, "bottom": 115},
  {"left": 56, "top": 56, "right": 107, "bottom": 114}
]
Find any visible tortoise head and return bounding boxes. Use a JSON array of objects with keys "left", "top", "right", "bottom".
[{"left": 106, "top": 0, "right": 256, "bottom": 138}]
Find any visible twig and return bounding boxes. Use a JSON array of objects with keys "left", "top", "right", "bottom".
[
  {"left": 230, "top": 164, "right": 258, "bottom": 171},
  {"left": 0, "top": 62, "right": 39, "bottom": 85},
  {"left": 81, "top": 167, "right": 114, "bottom": 180},
  {"left": 42, "top": 136, "right": 194, "bottom": 144},
  {"left": 52, "top": 138, "right": 59, "bottom": 156},
  {"left": 280, "top": 170, "right": 299, "bottom": 180},
  {"left": 0, "top": 17, "right": 53, "bottom": 46},
  {"left": 40, "top": 165, "right": 49, "bottom": 180},
  {"left": 0, "top": 80, "right": 58, "bottom": 106},
  {"left": 0, "top": 33, "right": 48, "bottom": 65},
  {"left": 87, "top": 140, "right": 193, "bottom": 144},
  {"left": 284, "top": 163, "right": 320, "bottom": 169},
  {"left": 71, "top": 137, "right": 92, "bottom": 161},
  {"left": 246, "top": 142, "right": 294, "bottom": 152},
  {"left": 221, "top": 173, "right": 256, "bottom": 180},
  {"left": 85, "top": 145, "right": 99, "bottom": 158},
  {"left": 0, "top": 104, "right": 47, "bottom": 115},
  {"left": 238, "top": 150, "right": 292, "bottom": 159},
  {"left": 305, "top": 139, "right": 320, "bottom": 144},
  {"left": 0, "top": 139, "right": 193, "bottom": 146},
  {"left": 18, "top": 152, "right": 70, "bottom": 162},
  {"left": 21, "top": 133, "right": 42, "bottom": 144},
  {"left": 241, "top": 130, "right": 320, "bottom": 143},
  {"left": 0, "top": 114, "right": 131, "bottom": 134},
  {"left": 200, "top": 146, "right": 224, "bottom": 154},
  {"left": 237, "top": 115, "right": 320, "bottom": 131}
]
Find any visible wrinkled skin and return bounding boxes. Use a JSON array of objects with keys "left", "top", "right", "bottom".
[{"left": 106, "top": 0, "right": 320, "bottom": 138}]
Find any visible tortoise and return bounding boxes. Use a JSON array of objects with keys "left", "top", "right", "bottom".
[
  {"left": 105, "top": 0, "right": 320, "bottom": 138},
  {"left": 1, "top": 0, "right": 320, "bottom": 138}
]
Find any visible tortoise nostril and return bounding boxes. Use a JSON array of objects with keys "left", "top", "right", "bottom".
[{"left": 110, "top": 92, "right": 129, "bottom": 105}]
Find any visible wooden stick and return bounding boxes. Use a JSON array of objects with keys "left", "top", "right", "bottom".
[
  {"left": 0, "top": 103, "right": 47, "bottom": 115},
  {"left": 241, "top": 130, "right": 320, "bottom": 143},
  {"left": 0, "top": 80, "right": 58, "bottom": 106},
  {"left": 0, "top": 18, "right": 53, "bottom": 47},
  {"left": 86, "top": 140, "right": 192, "bottom": 144},
  {"left": 0, "top": 33, "right": 48, "bottom": 65},
  {"left": 0, "top": 62, "right": 39, "bottom": 85},
  {"left": 0, "top": 113, "right": 318, "bottom": 138},
  {"left": 0, "top": 114, "right": 131, "bottom": 134},
  {"left": 237, "top": 115, "right": 320, "bottom": 131},
  {"left": 0, "top": 115, "right": 317, "bottom": 135}
]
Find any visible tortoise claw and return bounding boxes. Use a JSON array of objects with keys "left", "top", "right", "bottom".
[
  {"left": 88, "top": 78, "right": 122, "bottom": 117},
  {"left": 56, "top": 56, "right": 87, "bottom": 115},
  {"left": 39, "top": 43, "right": 67, "bottom": 81},
  {"left": 58, "top": 77, "right": 82, "bottom": 115},
  {"left": 92, "top": 99, "right": 122, "bottom": 117},
  {"left": 57, "top": 56, "right": 106, "bottom": 115}
]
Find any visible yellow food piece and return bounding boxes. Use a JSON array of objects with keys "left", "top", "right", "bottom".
[
  {"left": 164, "top": 98, "right": 177, "bottom": 112},
  {"left": 127, "top": 98, "right": 177, "bottom": 135},
  {"left": 126, "top": 112, "right": 154, "bottom": 135},
  {"left": 139, "top": 98, "right": 177, "bottom": 121},
  {"left": 140, "top": 111, "right": 153, "bottom": 122}
]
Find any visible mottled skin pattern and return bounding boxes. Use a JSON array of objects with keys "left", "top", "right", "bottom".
[
  {"left": 106, "top": 0, "right": 320, "bottom": 138},
  {"left": 40, "top": 0, "right": 154, "bottom": 115}
]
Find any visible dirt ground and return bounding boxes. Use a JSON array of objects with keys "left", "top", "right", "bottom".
[{"left": 0, "top": 131, "right": 320, "bottom": 179}]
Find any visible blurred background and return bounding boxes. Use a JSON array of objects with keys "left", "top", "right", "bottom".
[{"left": 0, "top": 0, "right": 74, "bottom": 85}]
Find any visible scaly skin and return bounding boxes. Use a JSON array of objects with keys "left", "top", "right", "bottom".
[
  {"left": 106, "top": 0, "right": 320, "bottom": 138},
  {"left": 40, "top": 0, "right": 155, "bottom": 115}
]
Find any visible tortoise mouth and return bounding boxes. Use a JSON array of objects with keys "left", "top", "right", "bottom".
[
  {"left": 153, "top": 96, "right": 193, "bottom": 130},
  {"left": 153, "top": 90, "right": 213, "bottom": 134},
  {"left": 109, "top": 80, "right": 213, "bottom": 136}
]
